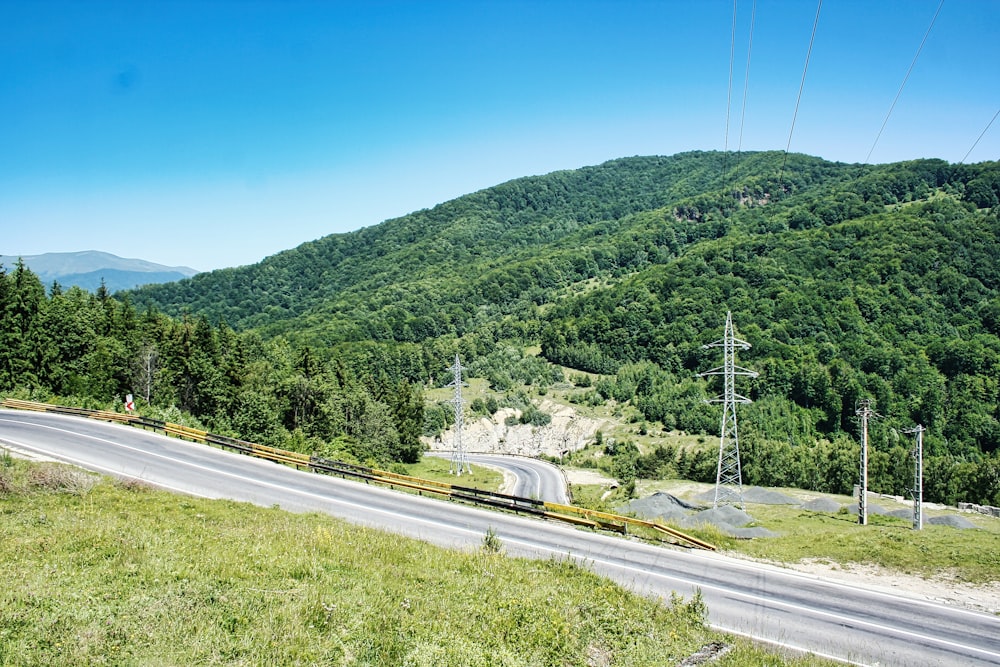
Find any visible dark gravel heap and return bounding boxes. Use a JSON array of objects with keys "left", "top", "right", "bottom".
[
  {"left": 694, "top": 485, "right": 798, "bottom": 505},
  {"left": 802, "top": 497, "right": 843, "bottom": 513},
  {"left": 927, "top": 514, "right": 978, "bottom": 529},
  {"left": 620, "top": 493, "right": 779, "bottom": 538}
]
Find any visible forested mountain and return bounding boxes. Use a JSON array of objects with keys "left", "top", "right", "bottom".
[
  {"left": 127, "top": 152, "right": 849, "bottom": 339},
  {"left": 4, "top": 151, "right": 1000, "bottom": 505}
]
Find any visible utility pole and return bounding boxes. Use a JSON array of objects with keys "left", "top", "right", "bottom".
[
  {"left": 855, "top": 398, "right": 879, "bottom": 526},
  {"left": 903, "top": 424, "right": 925, "bottom": 530},
  {"left": 699, "top": 311, "right": 758, "bottom": 510},
  {"left": 446, "top": 354, "right": 472, "bottom": 476}
]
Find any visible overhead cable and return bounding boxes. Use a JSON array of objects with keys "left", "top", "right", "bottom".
[
  {"left": 723, "top": 0, "right": 738, "bottom": 180},
  {"left": 864, "top": 0, "right": 945, "bottom": 163},
  {"left": 735, "top": 0, "right": 757, "bottom": 182},
  {"left": 778, "top": 0, "right": 822, "bottom": 190},
  {"left": 959, "top": 107, "right": 1000, "bottom": 164}
]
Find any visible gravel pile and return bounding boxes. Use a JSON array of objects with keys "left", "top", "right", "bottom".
[
  {"left": 622, "top": 494, "right": 779, "bottom": 538},
  {"left": 681, "top": 506, "right": 779, "bottom": 538},
  {"left": 927, "top": 515, "right": 978, "bottom": 529},
  {"left": 802, "top": 497, "right": 842, "bottom": 513},
  {"left": 620, "top": 492, "right": 705, "bottom": 524},
  {"left": 684, "top": 504, "right": 753, "bottom": 527},
  {"left": 845, "top": 502, "right": 892, "bottom": 516},
  {"left": 694, "top": 485, "right": 798, "bottom": 505}
]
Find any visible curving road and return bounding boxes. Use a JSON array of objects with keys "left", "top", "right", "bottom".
[
  {"left": 3, "top": 409, "right": 999, "bottom": 667},
  {"left": 428, "top": 451, "right": 569, "bottom": 504}
]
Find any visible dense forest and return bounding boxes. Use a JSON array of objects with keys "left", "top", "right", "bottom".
[{"left": 3, "top": 151, "right": 999, "bottom": 505}]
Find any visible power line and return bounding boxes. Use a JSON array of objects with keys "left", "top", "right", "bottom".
[
  {"left": 734, "top": 0, "right": 757, "bottom": 183},
  {"left": 777, "top": 0, "right": 822, "bottom": 191},
  {"left": 864, "top": 0, "right": 944, "bottom": 163},
  {"left": 722, "top": 0, "right": 738, "bottom": 180},
  {"left": 959, "top": 107, "right": 1000, "bottom": 164}
]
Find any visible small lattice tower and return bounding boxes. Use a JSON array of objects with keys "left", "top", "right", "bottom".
[
  {"left": 903, "top": 424, "right": 925, "bottom": 531},
  {"left": 699, "top": 311, "right": 758, "bottom": 510},
  {"left": 446, "top": 354, "right": 472, "bottom": 476}
]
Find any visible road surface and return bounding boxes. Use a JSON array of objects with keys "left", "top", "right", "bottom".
[
  {"left": 428, "top": 450, "right": 569, "bottom": 504},
  {"left": 2, "top": 409, "right": 998, "bottom": 667}
]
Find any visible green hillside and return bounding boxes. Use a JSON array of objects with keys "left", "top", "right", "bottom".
[
  {"left": 4, "top": 151, "right": 999, "bottom": 505},
  {"left": 126, "top": 152, "right": 855, "bottom": 340}
]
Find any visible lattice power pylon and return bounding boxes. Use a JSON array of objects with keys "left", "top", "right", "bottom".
[
  {"left": 446, "top": 354, "right": 472, "bottom": 476},
  {"left": 903, "top": 424, "right": 925, "bottom": 531},
  {"left": 699, "top": 311, "right": 758, "bottom": 510}
]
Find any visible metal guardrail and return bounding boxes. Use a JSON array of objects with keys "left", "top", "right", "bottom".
[{"left": 1, "top": 398, "right": 715, "bottom": 550}]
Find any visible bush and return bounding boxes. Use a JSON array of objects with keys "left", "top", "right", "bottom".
[{"left": 482, "top": 526, "right": 504, "bottom": 554}]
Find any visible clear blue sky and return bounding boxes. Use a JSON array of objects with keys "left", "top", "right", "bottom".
[{"left": 2, "top": 0, "right": 997, "bottom": 272}]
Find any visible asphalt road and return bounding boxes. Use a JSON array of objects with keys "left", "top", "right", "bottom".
[
  {"left": 3, "top": 409, "right": 999, "bottom": 667},
  {"left": 428, "top": 451, "right": 569, "bottom": 504}
]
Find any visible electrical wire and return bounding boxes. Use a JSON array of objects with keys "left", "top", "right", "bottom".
[
  {"left": 778, "top": 0, "right": 822, "bottom": 190},
  {"left": 864, "top": 0, "right": 944, "bottom": 163},
  {"left": 722, "top": 0, "right": 738, "bottom": 180},
  {"left": 959, "top": 107, "right": 999, "bottom": 164},
  {"left": 734, "top": 0, "right": 757, "bottom": 183}
]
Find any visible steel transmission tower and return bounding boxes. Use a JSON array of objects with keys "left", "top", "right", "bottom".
[
  {"left": 699, "top": 311, "right": 758, "bottom": 510},
  {"left": 903, "top": 424, "right": 925, "bottom": 530},
  {"left": 446, "top": 354, "right": 472, "bottom": 476}
]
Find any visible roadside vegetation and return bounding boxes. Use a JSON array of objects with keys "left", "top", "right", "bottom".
[{"left": 0, "top": 457, "right": 840, "bottom": 666}]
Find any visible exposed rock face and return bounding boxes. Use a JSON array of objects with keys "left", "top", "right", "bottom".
[{"left": 425, "top": 400, "right": 609, "bottom": 457}]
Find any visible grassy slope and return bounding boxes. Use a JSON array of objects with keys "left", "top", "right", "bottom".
[{"left": 0, "top": 459, "right": 837, "bottom": 667}]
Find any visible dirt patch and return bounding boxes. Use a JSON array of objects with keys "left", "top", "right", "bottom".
[{"left": 564, "top": 468, "right": 616, "bottom": 486}]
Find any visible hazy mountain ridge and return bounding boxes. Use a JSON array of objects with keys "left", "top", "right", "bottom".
[{"left": 0, "top": 251, "right": 199, "bottom": 293}]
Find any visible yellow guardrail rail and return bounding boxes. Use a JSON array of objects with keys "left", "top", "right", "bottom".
[
  {"left": 2, "top": 398, "right": 715, "bottom": 550},
  {"left": 370, "top": 468, "right": 453, "bottom": 492},
  {"left": 543, "top": 501, "right": 717, "bottom": 550}
]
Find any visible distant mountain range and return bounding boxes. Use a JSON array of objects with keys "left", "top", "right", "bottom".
[{"left": 0, "top": 251, "right": 199, "bottom": 293}]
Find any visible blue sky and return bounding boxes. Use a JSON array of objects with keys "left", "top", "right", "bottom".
[{"left": 2, "top": 1, "right": 997, "bottom": 272}]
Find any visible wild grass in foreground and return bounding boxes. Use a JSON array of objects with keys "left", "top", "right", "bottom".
[{"left": 0, "top": 458, "right": 837, "bottom": 666}]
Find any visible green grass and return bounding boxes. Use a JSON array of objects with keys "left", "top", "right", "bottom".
[
  {"left": 730, "top": 503, "right": 1000, "bottom": 584},
  {"left": 398, "top": 456, "right": 504, "bottom": 491},
  {"left": 0, "top": 458, "right": 840, "bottom": 666}
]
